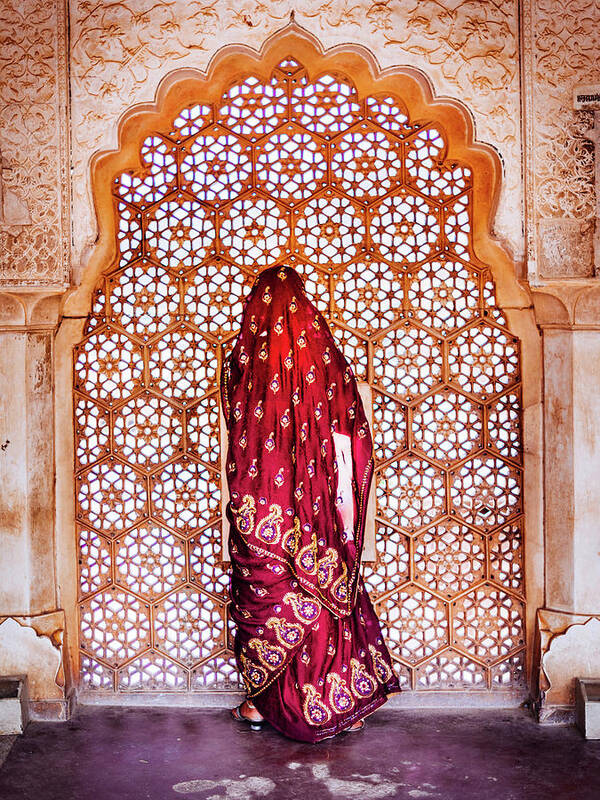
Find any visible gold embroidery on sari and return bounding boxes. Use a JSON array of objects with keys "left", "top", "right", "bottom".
[
  {"left": 266, "top": 616, "right": 304, "bottom": 648},
  {"left": 283, "top": 592, "right": 321, "bottom": 624},
  {"left": 302, "top": 684, "right": 331, "bottom": 726},
  {"left": 368, "top": 644, "right": 393, "bottom": 683},
  {"left": 254, "top": 504, "right": 283, "bottom": 545},
  {"left": 296, "top": 534, "right": 318, "bottom": 575},
  {"left": 231, "top": 494, "right": 256, "bottom": 536},
  {"left": 350, "top": 658, "right": 377, "bottom": 698},
  {"left": 249, "top": 638, "right": 286, "bottom": 669},
  {"left": 326, "top": 673, "right": 355, "bottom": 714}
]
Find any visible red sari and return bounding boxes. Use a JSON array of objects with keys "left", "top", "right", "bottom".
[{"left": 220, "top": 265, "right": 399, "bottom": 742}]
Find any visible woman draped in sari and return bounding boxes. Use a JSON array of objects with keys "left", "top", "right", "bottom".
[{"left": 220, "top": 265, "right": 400, "bottom": 742}]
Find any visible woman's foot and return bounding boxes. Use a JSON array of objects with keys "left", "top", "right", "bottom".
[
  {"left": 345, "top": 719, "right": 364, "bottom": 732},
  {"left": 230, "top": 698, "right": 265, "bottom": 730}
]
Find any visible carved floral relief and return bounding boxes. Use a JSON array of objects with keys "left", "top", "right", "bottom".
[
  {"left": 69, "top": 0, "right": 523, "bottom": 269},
  {"left": 0, "top": 0, "right": 69, "bottom": 286}
]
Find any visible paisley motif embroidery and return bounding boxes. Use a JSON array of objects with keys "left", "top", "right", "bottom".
[
  {"left": 249, "top": 315, "right": 257, "bottom": 334},
  {"left": 332, "top": 564, "right": 349, "bottom": 603},
  {"left": 266, "top": 616, "right": 304, "bottom": 648},
  {"left": 274, "top": 316, "right": 284, "bottom": 335},
  {"left": 296, "top": 534, "right": 318, "bottom": 575},
  {"left": 248, "top": 459, "right": 258, "bottom": 478},
  {"left": 238, "top": 430, "right": 248, "bottom": 449},
  {"left": 326, "top": 673, "right": 355, "bottom": 714},
  {"left": 350, "top": 658, "right": 377, "bottom": 698},
  {"left": 317, "top": 548, "right": 339, "bottom": 588},
  {"left": 277, "top": 267, "right": 287, "bottom": 281},
  {"left": 274, "top": 467, "right": 285, "bottom": 488},
  {"left": 239, "top": 346, "right": 249, "bottom": 366},
  {"left": 255, "top": 504, "right": 284, "bottom": 545},
  {"left": 294, "top": 483, "right": 304, "bottom": 501},
  {"left": 368, "top": 644, "right": 393, "bottom": 684},
  {"left": 284, "top": 350, "right": 294, "bottom": 370},
  {"left": 254, "top": 401, "right": 263, "bottom": 420},
  {"left": 312, "top": 315, "right": 320, "bottom": 330},
  {"left": 306, "top": 365, "right": 316, "bottom": 384},
  {"left": 292, "top": 388, "right": 300, "bottom": 405},
  {"left": 283, "top": 592, "right": 321, "bottom": 624},
  {"left": 302, "top": 684, "right": 331, "bottom": 726},
  {"left": 297, "top": 329, "right": 307, "bottom": 349},
  {"left": 289, "top": 296, "right": 298, "bottom": 313},
  {"left": 322, "top": 347, "right": 331, "bottom": 364},
  {"left": 269, "top": 373, "right": 280, "bottom": 394},
  {"left": 233, "top": 401, "right": 242, "bottom": 421},
  {"left": 249, "top": 637, "right": 286, "bottom": 669},
  {"left": 282, "top": 517, "right": 301, "bottom": 555},
  {"left": 280, "top": 408, "right": 291, "bottom": 428},
  {"left": 232, "top": 494, "right": 256, "bottom": 536},
  {"left": 259, "top": 341, "right": 268, "bottom": 361},
  {"left": 241, "top": 653, "right": 267, "bottom": 689},
  {"left": 262, "top": 287, "right": 272, "bottom": 304},
  {"left": 314, "top": 402, "right": 323, "bottom": 420}
]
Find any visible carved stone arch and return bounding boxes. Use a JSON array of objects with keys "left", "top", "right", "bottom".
[{"left": 55, "top": 25, "right": 543, "bottom": 698}]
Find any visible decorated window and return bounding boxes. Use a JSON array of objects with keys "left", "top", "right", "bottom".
[{"left": 74, "top": 55, "right": 525, "bottom": 693}]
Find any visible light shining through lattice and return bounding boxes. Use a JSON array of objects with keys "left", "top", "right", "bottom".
[{"left": 75, "top": 56, "right": 525, "bottom": 693}]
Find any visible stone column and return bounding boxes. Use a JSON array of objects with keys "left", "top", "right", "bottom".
[
  {"left": 0, "top": 290, "right": 70, "bottom": 720},
  {"left": 533, "top": 283, "right": 600, "bottom": 722}
]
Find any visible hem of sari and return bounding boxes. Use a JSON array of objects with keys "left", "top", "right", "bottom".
[{"left": 254, "top": 683, "right": 400, "bottom": 744}]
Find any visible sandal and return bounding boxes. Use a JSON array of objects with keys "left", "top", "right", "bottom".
[
  {"left": 230, "top": 701, "right": 266, "bottom": 732},
  {"left": 345, "top": 718, "right": 365, "bottom": 733}
]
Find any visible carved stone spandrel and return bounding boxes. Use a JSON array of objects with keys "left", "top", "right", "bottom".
[{"left": 538, "top": 219, "right": 594, "bottom": 279}]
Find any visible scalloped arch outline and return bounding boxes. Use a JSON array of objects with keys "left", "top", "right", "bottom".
[{"left": 63, "top": 21, "right": 531, "bottom": 321}]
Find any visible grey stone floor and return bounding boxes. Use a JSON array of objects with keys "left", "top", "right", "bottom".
[{"left": 1, "top": 706, "right": 599, "bottom": 800}]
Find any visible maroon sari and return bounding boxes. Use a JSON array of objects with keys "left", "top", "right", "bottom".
[{"left": 220, "top": 265, "right": 399, "bottom": 742}]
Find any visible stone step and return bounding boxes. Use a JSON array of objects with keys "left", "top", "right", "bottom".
[
  {"left": 0, "top": 676, "right": 28, "bottom": 735},
  {"left": 576, "top": 678, "right": 600, "bottom": 739}
]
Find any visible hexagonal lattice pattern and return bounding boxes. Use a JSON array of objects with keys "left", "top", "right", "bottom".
[
  {"left": 448, "top": 324, "right": 520, "bottom": 399},
  {"left": 373, "top": 324, "right": 443, "bottom": 402},
  {"left": 113, "top": 393, "right": 183, "bottom": 469},
  {"left": 371, "top": 192, "right": 441, "bottom": 265},
  {"left": 362, "top": 521, "right": 410, "bottom": 598},
  {"left": 407, "top": 258, "right": 480, "bottom": 333},
  {"left": 77, "top": 56, "right": 525, "bottom": 695},
  {"left": 450, "top": 456, "right": 521, "bottom": 531},
  {"left": 180, "top": 127, "right": 252, "bottom": 204},
  {"left": 377, "top": 586, "right": 449, "bottom": 665},
  {"left": 107, "top": 260, "right": 180, "bottom": 340},
  {"left": 150, "top": 458, "right": 220, "bottom": 534},
  {"left": 76, "top": 459, "right": 148, "bottom": 533},
  {"left": 153, "top": 590, "right": 225, "bottom": 665},
  {"left": 74, "top": 327, "right": 144, "bottom": 405},
  {"left": 411, "top": 390, "right": 483, "bottom": 464},
  {"left": 334, "top": 259, "right": 403, "bottom": 333},
  {"left": 413, "top": 522, "right": 486, "bottom": 597},
  {"left": 74, "top": 395, "right": 111, "bottom": 469},
  {"left": 290, "top": 73, "right": 360, "bottom": 134},
  {"left": 295, "top": 194, "right": 366, "bottom": 267},
  {"left": 79, "top": 528, "right": 112, "bottom": 597},
  {"left": 372, "top": 391, "right": 408, "bottom": 464},
  {"left": 185, "top": 393, "right": 220, "bottom": 467},
  {"left": 452, "top": 585, "right": 525, "bottom": 663},
  {"left": 182, "top": 262, "right": 252, "bottom": 339},
  {"left": 331, "top": 127, "right": 403, "bottom": 201},
  {"left": 115, "top": 136, "right": 177, "bottom": 209},
  {"left": 147, "top": 325, "right": 218, "bottom": 403},
  {"left": 189, "top": 522, "right": 230, "bottom": 599},
  {"left": 219, "top": 195, "right": 290, "bottom": 268},
  {"left": 255, "top": 128, "right": 328, "bottom": 200},
  {"left": 376, "top": 457, "right": 446, "bottom": 531},
  {"left": 80, "top": 589, "right": 151, "bottom": 666},
  {"left": 115, "top": 524, "right": 187, "bottom": 598},
  {"left": 145, "top": 196, "right": 215, "bottom": 270}
]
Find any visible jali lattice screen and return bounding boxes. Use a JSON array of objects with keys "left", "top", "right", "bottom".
[{"left": 74, "top": 57, "right": 525, "bottom": 693}]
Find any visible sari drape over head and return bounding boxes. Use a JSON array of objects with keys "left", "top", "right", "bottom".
[{"left": 220, "top": 265, "right": 400, "bottom": 741}]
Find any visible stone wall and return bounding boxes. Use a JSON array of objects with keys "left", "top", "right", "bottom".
[{"left": 0, "top": 0, "right": 598, "bottom": 720}]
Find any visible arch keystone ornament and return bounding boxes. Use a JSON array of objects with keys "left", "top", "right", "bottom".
[{"left": 56, "top": 25, "right": 542, "bottom": 699}]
